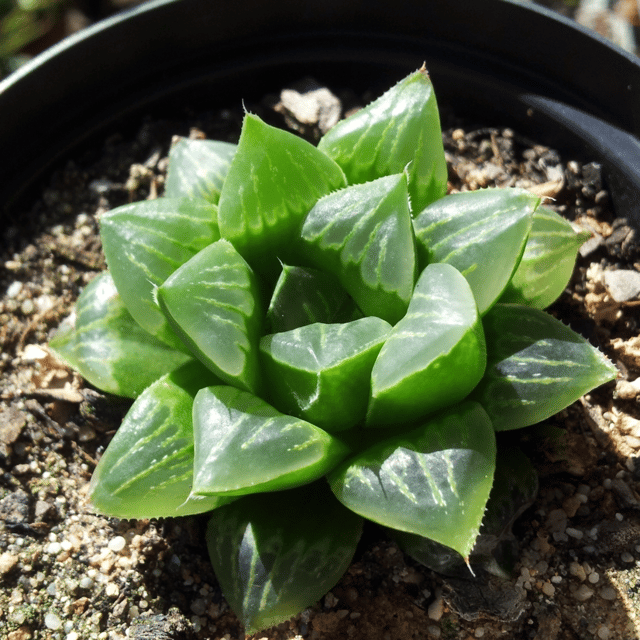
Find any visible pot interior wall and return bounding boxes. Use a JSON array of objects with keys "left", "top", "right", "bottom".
[{"left": 1, "top": 0, "right": 639, "bottom": 230}]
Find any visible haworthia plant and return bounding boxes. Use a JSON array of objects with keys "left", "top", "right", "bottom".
[{"left": 50, "top": 67, "right": 616, "bottom": 634}]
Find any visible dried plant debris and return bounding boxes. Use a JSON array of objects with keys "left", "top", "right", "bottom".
[{"left": 1, "top": 80, "right": 640, "bottom": 640}]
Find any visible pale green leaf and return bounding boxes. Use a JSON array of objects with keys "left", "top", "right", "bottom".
[
  {"left": 391, "top": 444, "right": 537, "bottom": 576},
  {"left": 157, "top": 239, "right": 263, "bottom": 395},
  {"left": 50, "top": 272, "right": 192, "bottom": 398},
  {"left": 500, "top": 206, "right": 590, "bottom": 309},
  {"left": 191, "top": 386, "right": 349, "bottom": 496},
  {"left": 88, "top": 361, "right": 230, "bottom": 518},
  {"left": 260, "top": 317, "right": 391, "bottom": 432},
  {"left": 100, "top": 197, "right": 219, "bottom": 350},
  {"left": 165, "top": 138, "right": 236, "bottom": 204},
  {"left": 299, "top": 173, "right": 416, "bottom": 324},
  {"left": 367, "top": 263, "right": 486, "bottom": 427},
  {"left": 413, "top": 187, "right": 539, "bottom": 315},
  {"left": 218, "top": 113, "right": 346, "bottom": 276},
  {"left": 318, "top": 68, "right": 447, "bottom": 211}
]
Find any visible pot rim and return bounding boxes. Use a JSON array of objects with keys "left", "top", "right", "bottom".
[{"left": 1, "top": 0, "right": 639, "bottom": 227}]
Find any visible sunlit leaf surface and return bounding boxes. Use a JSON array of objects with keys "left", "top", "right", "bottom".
[
  {"left": 50, "top": 272, "right": 192, "bottom": 398},
  {"left": 367, "top": 263, "right": 486, "bottom": 426},
  {"left": 157, "top": 240, "right": 263, "bottom": 394},
  {"left": 330, "top": 402, "right": 496, "bottom": 558},
  {"left": 300, "top": 173, "right": 416, "bottom": 324},
  {"left": 191, "top": 386, "right": 348, "bottom": 496},
  {"left": 218, "top": 113, "right": 346, "bottom": 276},
  {"left": 89, "top": 361, "right": 229, "bottom": 518},
  {"left": 500, "top": 207, "right": 590, "bottom": 309},
  {"left": 413, "top": 188, "right": 538, "bottom": 315},
  {"left": 318, "top": 68, "right": 447, "bottom": 212},
  {"left": 165, "top": 138, "right": 237, "bottom": 204},
  {"left": 472, "top": 303, "right": 617, "bottom": 430},
  {"left": 260, "top": 317, "right": 391, "bottom": 431},
  {"left": 100, "top": 197, "right": 219, "bottom": 349}
]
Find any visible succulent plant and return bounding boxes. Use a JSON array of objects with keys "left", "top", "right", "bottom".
[{"left": 50, "top": 68, "right": 616, "bottom": 633}]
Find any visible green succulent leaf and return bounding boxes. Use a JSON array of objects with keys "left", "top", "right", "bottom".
[
  {"left": 329, "top": 401, "right": 496, "bottom": 559},
  {"left": 413, "top": 188, "right": 539, "bottom": 315},
  {"left": 88, "top": 361, "right": 231, "bottom": 518},
  {"left": 191, "top": 386, "right": 349, "bottom": 497},
  {"left": 164, "top": 138, "right": 237, "bottom": 204},
  {"left": 100, "top": 197, "right": 220, "bottom": 349},
  {"left": 367, "top": 263, "right": 486, "bottom": 427},
  {"left": 299, "top": 173, "right": 416, "bottom": 324},
  {"left": 218, "top": 113, "right": 346, "bottom": 275},
  {"left": 206, "top": 482, "right": 363, "bottom": 634},
  {"left": 472, "top": 303, "right": 617, "bottom": 430},
  {"left": 260, "top": 317, "right": 392, "bottom": 432},
  {"left": 391, "top": 444, "right": 537, "bottom": 576},
  {"left": 266, "top": 265, "right": 362, "bottom": 333},
  {"left": 50, "top": 272, "right": 192, "bottom": 398},
  {"left": 318, "top": 67, "right": 447, "bottom": 212},
  {"left": 500, "top": 206, "right": 591, "bottom": 309},
  {"left": 157, "top": 239, "right": 263, "bottom": 395}
]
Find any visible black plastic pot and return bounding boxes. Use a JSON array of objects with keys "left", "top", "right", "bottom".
[{"left": 1, "top": 0, "right": 639, "bottom": 228}]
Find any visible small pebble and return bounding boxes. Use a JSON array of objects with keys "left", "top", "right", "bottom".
[
  {"left": 475, "top": 627, "right": 485, "bottom": 638},
  {"left": 597, "top": 625, "right": 611, "bottom": 640},
  {"left": 621, "top": 551, "right": 635, "bottom": 564},
  {"left": 573, "top": 585, "right": 594, "bottom": 601},
  {"left": 427, "top": 625, "right": 441, "bottom": 638},
  {"left": 428, "top": 595, "right": 444, "bottom": 621},
  {"left": 569, "top": 562, "right": 587, "bottom": 581},
  {"left": 79, "top": 577, "right": 94, "bottom": 590},
  {"left": 542, "top": 582, "right": 555, "bottom": 597},
  {"left": 601, "top": 586, "right": 617, "bottom": 600},
  {"left": 588, "top": 572, "right": 600, "bottom": 584},
  {"left": 105, "top": 583, "right": 119, "bottom": 597},
  {"left": 108, "top": 536, "right": 126, "bottom": 552},
  {"left": 0, "top": 552, "right": 18, "bottom": 575},
  {"left": 46, "top": 542, "right": 62, "bottom": 555},
  {"left": 6, "top": 281, "right": 23, "bottom": 298},
  {"left": 44, "top": 612, "right": 63, "bottom": 630},
  {"left": 566, "top": 527, "right": 584, "bottom": 540},
  {"left": 20, "top": 299, "right": 34, "bottom": 315},
  {"left": 191, "top": 599, "right": 206, "bottom": 616}
]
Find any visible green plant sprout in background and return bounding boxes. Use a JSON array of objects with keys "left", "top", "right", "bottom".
[{"left": 50, "top": 68, "right": 616, "bottom": 634}]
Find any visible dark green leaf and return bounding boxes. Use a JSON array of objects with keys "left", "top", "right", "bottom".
[
  {"left": 318, "top": 67, "right": 447, "bottom": 212},
  {"left": 260, "top": 317, "right": 391, "bottom": 432},
  {"left": 100, "top": 197, "right": 219, "bottom": 350},
  {"left": 472, "top": 303, "right": 617, "bottom": 430},
  {"left": 88, "top": 361, "right": 230, "bottom": 518},
  {"left": 157, "top": 239, "right": 263, "bottom": 395},
  {"left": 206, "top": 482, "right": 363, "bottom": 634},
  {"left": 299, "top": 173, "right": 416, "bottom": 324},
  {"left": 50, "top": 272, "right": 192, "bottom": 398},
  {"left": 329, "top": 401, "right": 496, "bottom": 559},
  {"left": 391, "top": 444, "right": 537, "bottom": 576},
  {"left": 266, "top": 265, "right": 361, "bottom": 333},
  {"left": 191, "top": 386, "right": 349, "bottom": 496},
  {"left": 165, "top": 138, "right": 236, "bottom": 204},
  {"left": 367, "top": 263, "right": 486, "bottom": 427},
  {"left": 413, "top": 188, "right": 539, "bottom": 315}
]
